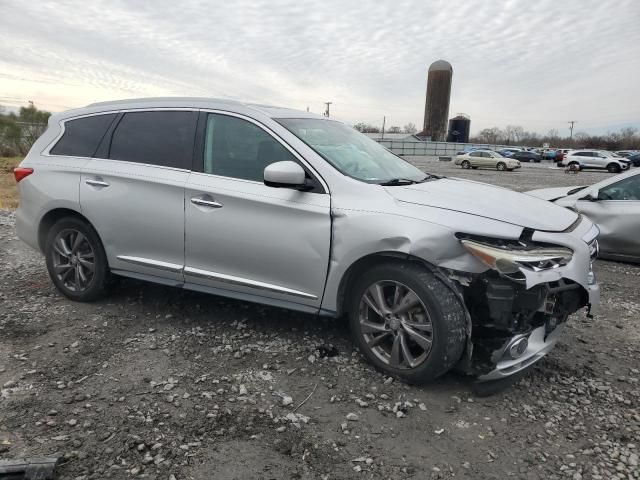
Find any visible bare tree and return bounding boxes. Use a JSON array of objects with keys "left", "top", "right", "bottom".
[
  {"left": 478, "top": 127, "right": 504, "bottom": 145},
  {"left": 504, "top": 125, "right": 524, "bottom": 145},
  {"left": 387, "top": 126, "right": 401, "bottom": 134},
  {"left": 353, "top": 122, "right": 380, "bottom": 133},
  {"left": 403, "top": 122, "right": 417, "bottom": 134}
]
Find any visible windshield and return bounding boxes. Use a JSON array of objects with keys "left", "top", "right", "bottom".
[{"left": 277, "top": 118, "right": 427, "bottom": 183}]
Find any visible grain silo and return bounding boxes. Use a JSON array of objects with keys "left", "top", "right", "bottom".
[
  {"left": 447, "top": 114, "right": 471, "bottom": 143},
  {"left": 422, "top": 60, "right": 453, "bottom": 141}
]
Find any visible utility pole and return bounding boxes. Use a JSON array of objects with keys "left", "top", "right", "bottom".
[
  {"left": 323, "top": 102, "right": 332, "bottom": 117},
  {"left": 568, "top": 121, "right": 577, "bottom": 140},
  {"left": 381, "top": 116, "right": 386, "bottom": 140}
]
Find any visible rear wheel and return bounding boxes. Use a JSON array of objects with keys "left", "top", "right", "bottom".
[
  {"left": 568, "top": 161, "right": 581, "bottom": 171},
  {"left": 45, "top": 217, "right": 111, "bottom": 302},
  {"left": 496, "top": 162, "right": 507, "bottom": 171},
  {"left": 461, "top": 160, "right": 471, "bottom": 169},
  {"left": 607, "top": 163, "right": 621, "bottom": 173},
  {"left": 348, "top": 262, "right": 467, "bottom": 384}
]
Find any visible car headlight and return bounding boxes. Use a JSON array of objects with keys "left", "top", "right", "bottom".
[{"left": 460, "top": 239, "right": 573, "bottom": 274}]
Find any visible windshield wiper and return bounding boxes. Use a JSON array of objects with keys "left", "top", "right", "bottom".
[{"left": 379, "top": 175, "right": 434, "bottom": 186}]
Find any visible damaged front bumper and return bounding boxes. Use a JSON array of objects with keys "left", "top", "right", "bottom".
[
  {"left": 456, "top": 274, "right": 599, "bottom": 381},
  {"left": 452, "top": 220, "right": 600, "bottom": 382}
]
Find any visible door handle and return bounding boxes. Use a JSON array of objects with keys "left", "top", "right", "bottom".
[
  {"left": 191, "top": 197, "right": 223, "bottom": 208},
  {"left": 86, "top": 179, "right": 110, "bottom": 187}
]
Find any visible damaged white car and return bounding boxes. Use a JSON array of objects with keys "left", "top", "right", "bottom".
[{"left": 15, "top": 98, "right": 599, "bottom": 385}]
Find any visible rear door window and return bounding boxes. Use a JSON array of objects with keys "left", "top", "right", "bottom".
[
  {"left": 109, "top": 111, "right": 197, "bottom": 169},
  {"left": 50, "top": 114, "right": 117, "bottom": 157}
]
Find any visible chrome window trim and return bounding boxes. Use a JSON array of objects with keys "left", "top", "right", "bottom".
[
  {"left": 42, "top": 107, "right": 329, "bottom": 193},
  {"left": 43, "top": 107, "right": 199, "bottom": 157},
  {"left": 197, "top": 109, "right": 330, "bottom": 194},
  {"left": 117, "top": 255, "right": 183, "bottom": 273},
  {"left": 183, "top": 266, "right": 318, "bottom": 300}
]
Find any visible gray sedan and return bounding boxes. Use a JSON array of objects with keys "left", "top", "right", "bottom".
[{"left": 527, "top": 170, "right": 640, "bottom": 263}]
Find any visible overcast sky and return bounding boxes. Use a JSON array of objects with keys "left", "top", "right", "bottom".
[{"left": 1, "top": 0, "right": 639, "bottom": 135}]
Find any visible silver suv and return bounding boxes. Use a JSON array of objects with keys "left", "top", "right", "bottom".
[{"left": 15, "top": 98, "right": 600, "bottom": 384}]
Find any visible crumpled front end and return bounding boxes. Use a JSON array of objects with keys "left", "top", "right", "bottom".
[{"left": 449, "top": 216, "right": 600, "bottom": 381}]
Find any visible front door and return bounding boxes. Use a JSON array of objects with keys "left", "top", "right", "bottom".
[
  {"left": 578, "top": 174, "right": 640, "bottom": 258},
  {"left": 184, "top": 112, "right": 331, "bottom": 310},
  {"left": 81, "top": 110, "right": 197, "bottom": 281}
]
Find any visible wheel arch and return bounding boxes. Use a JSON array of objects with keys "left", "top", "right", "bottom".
[
  {"left": 334, "top": 252, "right": 437, "bottom": 318},
  {"left": 38, "top": 207, "right": 94, "bottom": 252}
]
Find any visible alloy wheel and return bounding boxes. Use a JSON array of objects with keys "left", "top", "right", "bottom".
[
  {"left": 51, "top": 228, "right": 96, "bottom": 292},
  {"left": 358, "top": 280, "right": 433, "bottom": 369}
]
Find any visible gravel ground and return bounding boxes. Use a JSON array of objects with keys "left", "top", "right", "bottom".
[{"left": 0, "top": 159, "right": 638, "bottom": 480}]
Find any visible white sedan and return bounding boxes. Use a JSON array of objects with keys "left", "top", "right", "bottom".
[{"left": 454, "top": 150, "right": 521, "bottom": 171}]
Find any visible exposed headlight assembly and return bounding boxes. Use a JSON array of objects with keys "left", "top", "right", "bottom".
[{"left": 461, "top": 239, "right": 573, "bottom": 275}]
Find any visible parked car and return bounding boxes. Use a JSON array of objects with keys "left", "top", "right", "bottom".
[
  {"left": 14, "top": 97, "right": 599, "bottom": 384},
  {"left": 556, "top": 149, "right": 571, "bottom": 163},
  {"left": 560, "top": 150, "right": 630, "bottom": 173},
  {"left": 456, "top": 146, "right": 492, "bottom": 156},
  {"left": 527, "top": 169, "right": 640, "bottom": 263},
  {"left": 541, "top": 149, "right": 556, "bottom": 160},
  {"left": 625, "top": 153, "right": 640, "bottom": 167},
  {"left": 455, "top": 150, "right": 521, "bottom": 171},
  {"left": 511, "top": 151, "right": 542, "bottom": 163},
  {"left": 616, "top": 150, "right": 638, "bottom": 158},
  {"left": 497, "top": 148, "right": 522, "bottom": 157}
]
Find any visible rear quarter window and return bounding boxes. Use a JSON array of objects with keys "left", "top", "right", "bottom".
[{"left": 49, "top": 114, "right": 117, "bottom": 157}]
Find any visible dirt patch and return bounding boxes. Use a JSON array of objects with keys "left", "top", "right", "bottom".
[{"left": 1, "top": 162, "right": 638, "bottom": 479}]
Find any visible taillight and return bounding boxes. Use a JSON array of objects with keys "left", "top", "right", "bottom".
[{"left": 14, "top": 167, "right": 34, "bottom": 183}]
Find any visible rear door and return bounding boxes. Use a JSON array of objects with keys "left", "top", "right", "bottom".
[
  {"left": 469, "top": 151, "right": 483, "bottom": 167},
  {"left": 184, "top": 112, "right": 331, "bottom": 310},
  {"left": 80, "top": 110, "right": 197, "bottom": 281}
]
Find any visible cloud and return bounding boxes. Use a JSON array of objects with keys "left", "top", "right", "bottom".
[{"left": 0, "top": 0, "right": 638, "bottom": 134}]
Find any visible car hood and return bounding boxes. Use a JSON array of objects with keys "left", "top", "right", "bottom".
[
  {"left": 525, "top": 186, "right": 583, "bottom": 201},
  {"left": 385, "top": 178, "right": 579, "bottom": 231}
]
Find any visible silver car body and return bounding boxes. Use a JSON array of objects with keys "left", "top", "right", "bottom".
[
  {"left": 527, "top": 169, "right": 640, "bottom": 263},
  {"left": 454, "top": 151, "right": 521, "bottom": 170},
  {"left": 16, "top": 97, "right": 599, "bottom": 381},
  {"left": 561, "top": 150, "right": 630, "bottom": 171}
]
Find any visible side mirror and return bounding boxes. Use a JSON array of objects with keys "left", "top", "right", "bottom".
[
  {"left": 582, "top": 189, "right": 599, "bottom": 201},
  {"left": 264, "top": 161, "right": 307, "bottom": 190}
]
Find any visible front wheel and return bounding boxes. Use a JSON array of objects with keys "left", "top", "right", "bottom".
[
  {"left": 607, "top": 163, "right": 621, "bottom": 173},
  {"left": 461, "top": 160, "right": 471, "bottom": 169},
  {"left": 45, "top": 217, "right": 111, "bottom": 302},
  {"left": 496, "top": 162, "right": 507, "bottom": 171},
  {"left": 348, "top": 262, "right": 467, "bottom": 384}
]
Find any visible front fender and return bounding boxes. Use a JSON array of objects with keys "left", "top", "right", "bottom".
[{"left": 321, "top": 207, "right": 515, "bottom": 313}]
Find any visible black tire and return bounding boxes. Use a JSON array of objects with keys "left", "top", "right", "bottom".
[
  {"left": 568, "top": 161, "right": 581, "bottom": 171},
  {"left": 45, "top": 217, "right": 111, "bottom": 302},
  {"left": 471, "top": 166, "right": 478, "bottom": 169},
  {"left": 496, "top": 162, "right": 506, "bottom": 171},
  {"left": 607, "top": 163, "right": 621, "bottom": 173},
  {"left": 461, "top": 160, "right": 471, "bottom": 169},
  {"left": 534, "top": 159, "right": 541, "bottom": 163},
  {"left": 348, "top": 262, "right": 467, "bottom": 384}
]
